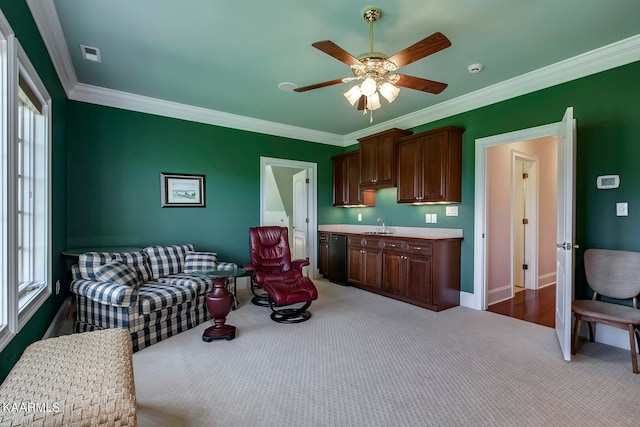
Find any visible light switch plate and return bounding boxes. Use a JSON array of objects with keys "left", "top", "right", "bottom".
[
  {"left": 616, "top": 202, "right": 628, "bottom": 216},
  {"left": 432, "top": 213, "right": 437, "bottom": 223},
  {"left": 357, "top": 213, "right": 362, "bottom": 221},
  {"left": 425, "top": 213, "right": 432, "bottom": 223}
]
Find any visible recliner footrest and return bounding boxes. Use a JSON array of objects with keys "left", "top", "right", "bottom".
[{"left": 262, "top": 277, "right": 318, "bottom": 306}]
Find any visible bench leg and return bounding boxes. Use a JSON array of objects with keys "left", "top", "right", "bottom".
[{"left": 629, "top": 324, "right": 639, "bottom": 374}]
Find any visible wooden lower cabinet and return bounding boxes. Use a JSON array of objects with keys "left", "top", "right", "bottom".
[
  {"left": 347, "top": 236, "right": 382, "bottom": 289},
  {"left": 349, "top": 234, "right": 461, "bottom": 312}
]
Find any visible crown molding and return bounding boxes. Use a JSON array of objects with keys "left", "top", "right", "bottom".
[
  {"left": 25, "top": 0, "right": 640, "bottom": 147},
  {"left": 26, "top": 0, "right": 77, "bottom": 96},
  {"left": 344, "top": 34, "right": 640, "bottom": 145},
  {"left": 69, "top": 83, "right": 344, "bottom": 146}
]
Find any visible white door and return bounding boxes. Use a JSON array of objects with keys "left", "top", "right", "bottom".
[
  {"left": 555, "top": 107, "right": 576, "bottom": 361},
  {"left": 292, "top": 170, "right": 308, "bottom": 261}
]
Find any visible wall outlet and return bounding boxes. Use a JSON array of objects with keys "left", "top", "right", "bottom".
[
  {"left": 445, "top": 206, "right": 458, "bottom": 216},
  {"left": 426, "top": 213, "right": 438, "bottom": 223},
  {"left": 357, "top": 213, "right": 362, "bottom": 222},
  {"left": 616, "top": 202, "right": 628, "bottom": 216}
]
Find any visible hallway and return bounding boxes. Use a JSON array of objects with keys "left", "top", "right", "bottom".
[{"left": 487, "top": 284, "right": 555, "bottom": 328}]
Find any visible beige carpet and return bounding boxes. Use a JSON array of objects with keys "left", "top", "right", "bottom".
[{"left": 133, "top": 279, "right": 639, "bottom": 426}]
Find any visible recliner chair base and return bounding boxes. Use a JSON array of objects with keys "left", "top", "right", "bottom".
[
  {"left": 250, "top": 282, "right": 271, "bottom": 307},
  {"left": 269, "top": 300, "right": 312, "bottom": 323}
]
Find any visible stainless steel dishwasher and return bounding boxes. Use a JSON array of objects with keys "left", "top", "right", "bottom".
[{"left": 328, "top": 233, "right": 348, "bottom": 285}]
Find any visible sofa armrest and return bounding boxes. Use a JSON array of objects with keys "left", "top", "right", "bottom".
[
  {"left": 292, "top": 259, "right": 310, "bottom": 271},
  {"left": 70, "top": 279, "right": 138, "bottom": 307}
]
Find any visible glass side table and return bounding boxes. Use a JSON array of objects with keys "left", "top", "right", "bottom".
[{"left": 196, "top": 266, "right": 246, "bottom": 342}]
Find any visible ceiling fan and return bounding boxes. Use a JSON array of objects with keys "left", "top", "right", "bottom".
[{"left": 294, "top": 7, "right": 451, "bottom": 120}]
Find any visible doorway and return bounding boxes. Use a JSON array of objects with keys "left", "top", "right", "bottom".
[
  {"left": 260, "top": 157, "right": 318, "bottom": 278},
  {"left": 473, "top": 107, "right": 576, "bottom": 360},
  {"left": 483, "top": 138, "right": 557, "bottom": 309}
]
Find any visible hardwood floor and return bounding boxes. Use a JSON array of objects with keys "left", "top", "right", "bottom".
[{"left": 487, "top": 284, "right": 555, "bottom": 328}]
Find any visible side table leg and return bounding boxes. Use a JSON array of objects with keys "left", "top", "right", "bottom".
[{"left": 203, "top": 277, "right": 236, "bottom": 341}]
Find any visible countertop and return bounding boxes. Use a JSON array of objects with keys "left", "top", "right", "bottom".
[{"left": 318, "top": 224, "right": 463, "bottom": 239}]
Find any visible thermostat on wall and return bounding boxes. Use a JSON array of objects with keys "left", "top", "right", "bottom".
[{"left": 596, "top": 175, "right": 620, "bottom": 189}]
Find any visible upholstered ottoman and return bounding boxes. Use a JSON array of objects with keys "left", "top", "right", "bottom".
[
  {"left": 0, "top": 328, "right": 136, "bottom": 426},
  {"left": 261, "top": 277, "right": 318, "bottom": 323}
]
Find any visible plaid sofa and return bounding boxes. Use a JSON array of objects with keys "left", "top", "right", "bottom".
[{"left": 70, "top": 244, "right": 237, "bottom": 351}]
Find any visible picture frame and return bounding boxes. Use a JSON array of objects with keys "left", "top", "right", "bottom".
[{"left": 161, "top": 173, "right": 206, "bottom": 207}]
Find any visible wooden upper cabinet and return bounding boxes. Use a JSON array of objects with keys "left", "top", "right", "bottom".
[
  {"left": 397, "top": 126, "right": 464, "bottom": 204},
  {"left": 358, "top": 128, "right": 413, "bottom": 190},
  {"left": 332, "top": 151, "right": 375, "bottom": 207}
]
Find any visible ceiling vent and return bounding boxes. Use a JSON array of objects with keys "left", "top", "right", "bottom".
[{"left": 80, "top": 45, "right": 101, "bottom": 62}]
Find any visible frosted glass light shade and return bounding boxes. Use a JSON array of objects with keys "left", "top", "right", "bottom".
[
  {"left": 343, "top": 85, "right": 362, "bottom": 105},
  {"left": 360, "top": 77, "right": 377, "bottom": 97},
  {"left": 379, "top": 82, "right": 400, "bottom": 103},
  {"left": 367, "top": 92, "right": 381, "bottom": 110}
]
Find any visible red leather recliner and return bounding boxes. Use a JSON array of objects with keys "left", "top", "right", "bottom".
[{"left": 244, "top": 226, "right": 318, "bottom": 323}]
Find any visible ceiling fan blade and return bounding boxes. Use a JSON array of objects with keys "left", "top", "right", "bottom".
[
  {"left": 293, "top": 78, "right": 345, "bottom": 92},
  {"left": 395, "top": 74, "right": 448, "bottom": 94},
  {"left": 357, "top": 95, "right": 366, "bottom": 110},
  {"left": 387, "top": 32, "right": 451, "bottom": 69},
  {"left": 312, "top": 40, "right": 361, "bottom": 67}
]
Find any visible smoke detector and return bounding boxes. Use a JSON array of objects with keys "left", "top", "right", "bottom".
[{"left": 468, "top": 63, "right": 483, "bottom": 73}]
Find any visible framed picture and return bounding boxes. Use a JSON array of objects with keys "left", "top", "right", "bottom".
[{"left": 161, "top": 173, "right": 205, "bottom": 207}]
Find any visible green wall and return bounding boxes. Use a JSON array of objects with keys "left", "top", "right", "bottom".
[
  {"left": 66, "top": 102, "right": 344, "bottom": 264},
  {"left": 342, "top": 60, "right": 640, "bottom": 296},
  {"left": 2, "top": 0, "right": 639, "bottom": 384},
  {"left": 0, "top": 1, "right": 68, "bottom": 381}
]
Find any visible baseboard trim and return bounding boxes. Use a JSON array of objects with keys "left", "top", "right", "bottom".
[
  {"left": 460, "top": 291, "right": 476, "bottom": 309},
  {"left": 42, "top": 296, "right": 72, "bottom": 339},
  {"left": 577, "top": 322, "right": 632, "bottom": 351}
]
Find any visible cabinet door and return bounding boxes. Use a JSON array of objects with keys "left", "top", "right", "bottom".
[
  {"left": 382, "top": 251, "right": 404, "bottom": 294},
  {"left": 362, "top": 249, "right": 382, "bottom": 289},
  {"left": 346, "top": 152, "right": 363, "bottom": 204},
  {"left": 397, "top": 138, "right": 423, "bottom": 203},
  {"left": 359, "top": 139, "right": 378, "bottom": 187},
  {"left": 421, "top": 133, "right": 448, "bottom": 202},
  {"left": 347, "top": 245, "right": 363, "bottom": 285},
  {"left": 404, "top": 254, "right": 433, "bottom": 304},
  {"left": 332, "top": 155, "right": 348, "bottom": 206}
]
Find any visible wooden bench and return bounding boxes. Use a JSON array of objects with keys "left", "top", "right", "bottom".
[
  {"left": 572, "top": 249, "right": 640, "bottom": 373},
  {"left": 0, "top": 328, "right": 136, "bottom": 425}
]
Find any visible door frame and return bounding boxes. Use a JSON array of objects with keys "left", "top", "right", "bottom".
[
  {"left": 260, "top": 157, "right": 318, "bottom": 278},
  {"left": 473, "top": 122, "right": 560, "bottom": 310}
]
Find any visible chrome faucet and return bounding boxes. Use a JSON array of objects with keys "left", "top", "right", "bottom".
[{"left": 377, "top": 217, "right": 387, "bottom": 233}]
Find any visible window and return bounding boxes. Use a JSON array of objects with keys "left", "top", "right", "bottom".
[{"left": 0, "top": 10, "right": 52, "bottom": 352}]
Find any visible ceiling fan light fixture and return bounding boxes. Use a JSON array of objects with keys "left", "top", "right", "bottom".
[
  {"left": 343, "top": 85, "right": 362, "bottom": 105},
  {"left": 366, "top": 92, "right": 381, "bottom": 111},
  {"left": 360, "top": 77, "right": 377, "bottom": 97},
  {"left": 379, "top": 82, "right": 400, "bottom": 103}
]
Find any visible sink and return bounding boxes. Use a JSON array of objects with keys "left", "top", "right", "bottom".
[{"left": 363, "top": 231, "right": 394, "bottom": 235}]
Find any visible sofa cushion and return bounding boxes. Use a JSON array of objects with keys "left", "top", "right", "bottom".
[
  {"left": 79, "top": 251, "right": 153, "bottom": 282},
  {"left": 156, "top": 273, "right": 215, "bottom": 296},
  {"left": 183, "top": 252, "right": 218, "bottom": 273},
  {"left": 137, "top": 282, "right": 197, "bottom": 314},
  {"left": 95, "top": 261, "right": 143, "bottom": 289},
  {"left": 144, "top": 244, "right": 194, "bottom": 279}
]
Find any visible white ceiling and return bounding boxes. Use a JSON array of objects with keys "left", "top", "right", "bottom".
[{"left": 26, "top": 0, "right": 640, "bottom": 145}]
